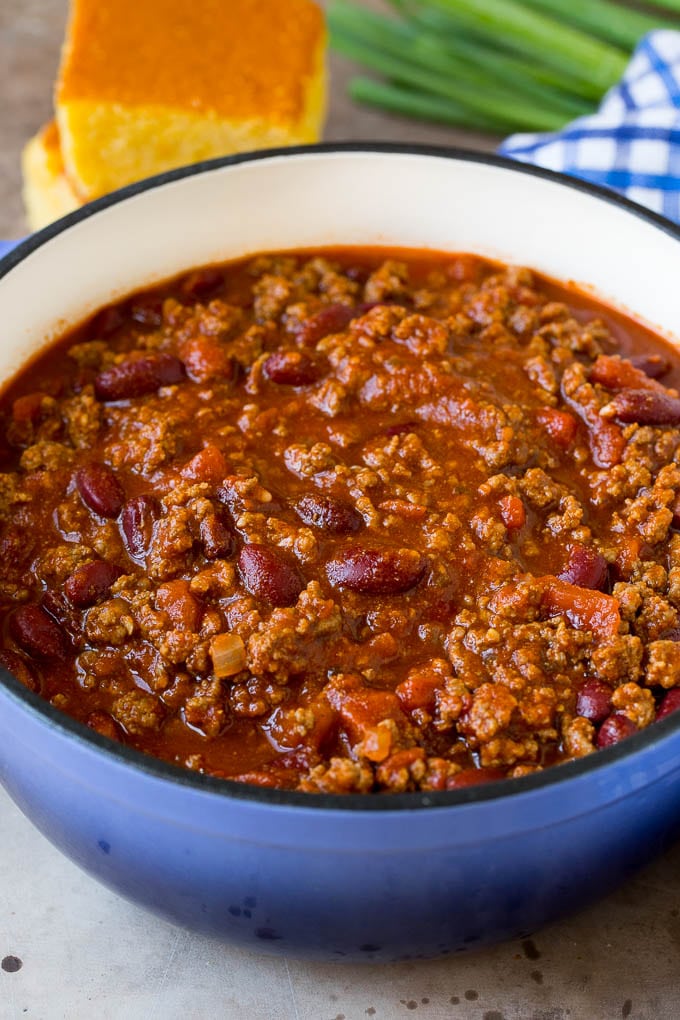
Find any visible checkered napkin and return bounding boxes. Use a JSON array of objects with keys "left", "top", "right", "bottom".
[{"left": 500, "top": 30, "right": 680, "bottom": 223}]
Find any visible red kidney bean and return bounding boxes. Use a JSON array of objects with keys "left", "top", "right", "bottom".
[
  {"left": 384, "top": 421, "right": 418, "bottom": 437},
  {"left": 65, "top": 560, "right": 123, "bottom": 608},
  {"left": 558, "top": 544, "right": 608, "bottom": 591},
  {"left": 657, "top": 689, "right": 680, "bottom": 721},
  {"left": 295, "top": 303, "right": 355, "bottom": 346},
  {"left": 200, "top": 513, "right": 235, "bottom": 560},
  {"left": 446, "top": 767, "right": 505, "bottom": 789},
  {"left": 597, "top": 713, "right": 638, "bottom": 748},
  {"left": 671, "top": 496, "right": 680, "bottom": 532},
  {"left": 263, "top": 350, "right": 322, "bottom": 386},
  {"left": 180, "top": 267, "right": 224, "bottom": 300},
  {"left": 89, "top": 304, "right": 125, "bottom": 338},
  {"left": 628, "top": 354, "right": 671, "bottom": 380},
  {"left": 355, "top": 299, "right": 405, "bottom": 315},
  {"left": 605, "top": 388, "right": 680, "bottom": 425},
  {"left": 10, "top": 605, "right": 68, "bottom": 660},
  {"left": 76, "top": 463, "right": 125, "bottom": 518},
  {"left": 40, "top": 590, "right": 80, "bottom": 640},
  {"left": 0, "top": 649, "right": 39, "bottom": 692},
  {"left": 120, "top": 495, "right": 160, "bottom": 559},
  {"left": 94, "top": 354, "right": 185, "bottom": 401},
  {"left": 238, "top": 544, "right": 304, "bottom": 607},
  {"left": 130, "top": 295, "right": 163, "bottom": 326},
  {"left": 326, "top": 546, "right": 426, "bottom": 595},
  {"left": 295, "top": 495, "right": 362, "bottom": 534},
  {"left": 576, "top": 679, "right": 612, "bottom": 723}
]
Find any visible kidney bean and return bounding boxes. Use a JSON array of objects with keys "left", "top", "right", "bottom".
[
  {"left": 238, "top": 544, "right": 304, "bottom": 607},
  {"left": 326, "top": 546, "right": 426, "bottom": 595},
  {"left": 94, "top": 354, "right": 185, "bottom": 401},
  {"left": 355, "top": 299, "right": 405, "bottom": 315},
  {"left": 629, "top": 353, "right": 671, "bottom": 380},
  {"left": 0, "top": 649, "right": 39, "bottom": 692},
  {"left": 181, "top": 445, "right": 228, "bottom": 485},
  {"left": 384, "top": 421, "right": 418, "bottom": 437},
  {"left": 40, "top": 590, "right": 80, "bottom": 640},
  {"left": 295, "top": 495, "right": 362, "bottom": 535},
  {"left": 130, "top": 295, "right": 163, "bottom": 326},
  {"left": 120, "top": 494, "right": 160, "bottom": 559},
  {"left": 558, "top": 544, "right": 608, "bottom": 591},
  {"left": 671, "top": 496, "right": 680, "bottom": 531},
  {"left": 597, "top": 713, "right": 638, "bottom": 748},
  {"left": 65, "top": 560, "right": 123, "bottom": 608},
  {"left": 10, "top": 605, "right": 68, "bottom": 660},
  {"left": 446, "top": 767, "right": 505, "bottom": 789},
  {"left": 657, "top": 689, "right": 680, "bottom": 721},
  {"left": 89, "top": 304, "right": 125, "bottom": 338},
  {"left": 345, "top": 265, "right": 370, "bottom": 284},
  {"left": 87, "top": 710, "right": 122, "bottom": 742},
  {"left": 200, "top": 513, "right": 235, "bottom": 560},
  {"left": 76, "top": 463, "right": 125, "bottom": 518},
  {"left": 604, "top": 388, "right": 680, "bottom": 425},
  {"left": 180, "top": 267, "right": 224, "bottom": 300},
  {"left": 576, "top": 679, "right": 612, "bottom": 723},
  {"left": 294, "top": 303, "right": 355, "bottom": 346},
  {"left": 263, "top": 350, "right": 322, "bottom": 386}
]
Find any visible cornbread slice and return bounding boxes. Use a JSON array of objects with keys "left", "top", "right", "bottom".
[
  {"left": 56, "top": 0, "right": 327, "bottom": 201},
  {"left": 22, "top": 121, "right": 82, "bottom": 231}
]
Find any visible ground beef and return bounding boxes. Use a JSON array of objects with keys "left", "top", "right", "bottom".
[{"left": 2, "top": 248, "right": 680, "bottom": 793}]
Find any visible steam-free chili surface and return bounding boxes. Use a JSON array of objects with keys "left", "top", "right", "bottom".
[{"left": 2, "top": 248, "right": 680, "bottom": 793}]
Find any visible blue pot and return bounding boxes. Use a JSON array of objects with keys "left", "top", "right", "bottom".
[
  {"left": 3, "top": 665, "right": 680, "bottom": 962},
  {"left": 2, "top": 146, "right": 680, "bottom": 961}
]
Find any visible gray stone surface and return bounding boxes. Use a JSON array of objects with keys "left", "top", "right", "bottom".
[{"left": 1, "top": 2, "right": 680, "bottom": 1017}]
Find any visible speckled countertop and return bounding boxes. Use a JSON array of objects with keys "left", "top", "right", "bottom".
[{"left": 2, "top": 3, "right": 680, "bottom": 1018}]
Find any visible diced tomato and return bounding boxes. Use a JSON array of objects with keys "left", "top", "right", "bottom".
[
  {"left": 540, "top": 577, "right": 620, "bottom": 639},
  {"left": 535, "top": 407, "right": 578, "bottom": 449},
  {"left": 180, "top": 335, "right": 234, "bottom": 383},
  {"left": 499, "top": 494, "right": 526, "bottom": 532},
  {"left": 590, "top": 354, "right": 671, "bottom": 394}
]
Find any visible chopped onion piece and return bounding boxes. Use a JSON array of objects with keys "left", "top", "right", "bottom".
[{"left": 210, "top": 633, "right": 246, "bottom": 678}]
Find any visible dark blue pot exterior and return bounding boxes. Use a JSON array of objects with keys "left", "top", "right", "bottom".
[{"left": 2, "top": 674, "right": 680, "bottom": 962}]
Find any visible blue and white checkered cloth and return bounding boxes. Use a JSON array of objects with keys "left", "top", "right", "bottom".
[{"left": 500, "top": 30, "right": 680, "bottom": 223}]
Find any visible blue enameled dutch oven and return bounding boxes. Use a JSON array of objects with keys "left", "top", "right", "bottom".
[{"left": 1, "top": 146, "right": 680, "bottom": 962}]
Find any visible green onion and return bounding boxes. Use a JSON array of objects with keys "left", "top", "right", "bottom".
[
  {"left": 418, "top": 0, "right": 629, "bottom": 93},
  {"left": 330, "top": 0, "right": 673, "bottom": 138},
  {"left": 330, "top": 23, "right": 555, "bottom": 131},
  {"left": 330, "top": 2, "right": 590, "bottom": 124},
  {"left": 399, "top": 6, "right": 597, "bottom": 109},
  {"left": 519, "top": 0, "right": 679, "bottom": 48},
  {"left": 349, "top": 77, "right": 508, "bottom": 132},
  {"left": 643, "top": 0, "right": 680, "bottom": 11}
]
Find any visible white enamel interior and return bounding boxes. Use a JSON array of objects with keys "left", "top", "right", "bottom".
[{"left": 1, "top": 149, "right": 679, "bottom": 381}]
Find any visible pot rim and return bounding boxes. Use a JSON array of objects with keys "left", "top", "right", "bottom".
[{"left": 3, "top": 140, "right": 680, "bottom": 813}]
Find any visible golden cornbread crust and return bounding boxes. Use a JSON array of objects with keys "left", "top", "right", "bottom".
[
  {"left": 57, "top": 0, "right": 325, "bottom": 122},
  {"left": 22, "top": 121, "right": 82, "bottom": 231}
]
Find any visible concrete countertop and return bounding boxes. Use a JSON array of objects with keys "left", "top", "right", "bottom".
[{"left": 1, "top": 3, "right": 680, "bottom": 1018}]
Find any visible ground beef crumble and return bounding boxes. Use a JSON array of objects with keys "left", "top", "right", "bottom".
[{"left": 2, "top": 248, "right": 680, "bottom": 794}]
